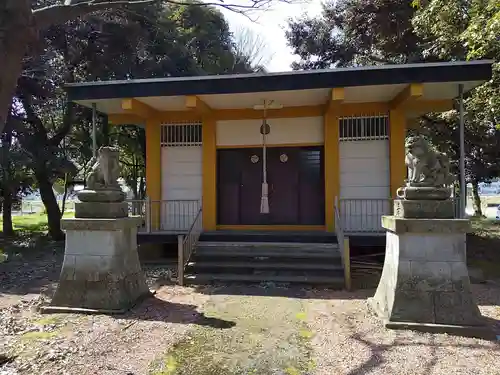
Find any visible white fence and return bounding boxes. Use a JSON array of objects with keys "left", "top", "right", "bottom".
[{"left": 339, "top": 198, "right": 462, "bottom": 233}]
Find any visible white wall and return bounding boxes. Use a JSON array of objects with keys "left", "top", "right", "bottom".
[
  {"left": 339, "top": 140, "right": 390, "bottom": 232},
  {"left": 216, "top": 117, "right": 323, "bottom": 146},
  {"left": 161, "top": 146, "right": 202, "bottom": 231}
]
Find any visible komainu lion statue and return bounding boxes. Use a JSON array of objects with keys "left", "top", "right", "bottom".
[
  {"left": 86, "top": 146, "right": 121, "bottom": 190},
  {"left": 404, "top": 135, "right": 454, "bottom": 187}
]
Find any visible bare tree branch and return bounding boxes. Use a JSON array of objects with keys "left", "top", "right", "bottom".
[
  {"left": 232, "top": 26, "right": 273, "bottom": 70},
  {"left": 34, "top": 0, "right": 293, "bottom": 30},
  {"left": 49, "top": 102, "right": 75, "bottom": 147},
  {"left": 18, "top": 95, "right": 48, "bottom": 139},
  {"left": 34, "top": 0, "right": 158, "bottom": 30}
]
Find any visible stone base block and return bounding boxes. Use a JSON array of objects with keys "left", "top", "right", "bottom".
[
  {"left": 382, "top": 216, "right": 471, "bottom": 234},
  {"left": 75, "top": 201, "right": 128, "bottom": 219},
  {"left": 78, "top": 189, "right": 126, "bottom": 202},
  {"left": 393, "top": 199, "right": 454, "bottom": 219},
  {"left": 44, "top": 276, "right": 153, "bottom": 314},
  {"left": 370, "top": 218, "right": 491, "bottom": 338},
  {"left": 367, "top": 304, "right": 495, "bottom": 339},
  {"left": 49, "top": 217, "right": 150, "bottom": 313},
  {"left": 396, "top": 186, "right": 451, "bottom": 200}
]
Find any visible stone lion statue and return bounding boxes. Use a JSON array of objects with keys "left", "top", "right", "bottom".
[
  {"left": 86, "top": 146, "right": 121, "bottom": 190},
  {"left": 404, "top": 135, "right": 454, "bottom": 187}
]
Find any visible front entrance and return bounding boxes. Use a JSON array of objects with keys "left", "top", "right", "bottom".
[{"left": 217, "top": 146, "right": 325, "bottom": 226}]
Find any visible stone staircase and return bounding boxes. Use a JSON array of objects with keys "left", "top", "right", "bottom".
[{"left": 184, "top": 231, "right": 345, "bottom": 287}]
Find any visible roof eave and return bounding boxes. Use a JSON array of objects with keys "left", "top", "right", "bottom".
[{"left": 65, "top": 60, "right": 494, "bottom": 102}]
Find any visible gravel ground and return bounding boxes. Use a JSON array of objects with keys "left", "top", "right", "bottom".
[
  {"left": 3, "top": 282, "right": 499, "bottom": 375},
  {"left": 304, "top": 286, "right": 500, "bottom": 375},
  {"left": 1, "top": 243, "right": 500, "bottom": 375},
  {"left": 0, "top": 286, "right": 210, "bottom": 375},
  {"left": 0, "top": 241, "right": 206, "bottom": 375}
]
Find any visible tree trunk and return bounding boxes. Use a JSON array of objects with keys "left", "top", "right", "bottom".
[
  {"left": 102, "top": 115, "right": 110, "bottom": 146},
  {"left": 2, "top": 187, "right": 14, "bottom": 237},
  {"left": 0, "top": 1, "right": 34, "bottom": 135},
  {"left": 0, "top": 119, "right": 14, "bottom": 236},
  {"left": 61, "top": 173, "right": 69, "bottom": 217},
  {"left": 132, "top": 156, "right": 139, "bottom": 199},
  {"left": 36, "top": 170, "right": 64, "bottom": 240},
  {"left": 471, "top": 180, "right": 483, "bottom": 217},
  {"left": 0, "top": 38, "right": 27, "bottom": 135},
  {"left": 139, "top": 175, "right": 145, "bottom": 200}
]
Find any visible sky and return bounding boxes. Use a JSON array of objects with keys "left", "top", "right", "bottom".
[{"left": 216, "top": 0, "right": 324, "bottom": 72}]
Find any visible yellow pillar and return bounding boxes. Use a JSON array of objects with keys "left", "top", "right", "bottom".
[
  {"left": 389, "top": 110, "right": 407, "bottom": 198},
  {"left": 145, "top": 118, "right": 161, "bottom": 230},
  {"left": 324, "top": 105, "right": 341, "bottom": 231},
  {"left": 202, "top": 116, "right": 217, "bottom": 231}
]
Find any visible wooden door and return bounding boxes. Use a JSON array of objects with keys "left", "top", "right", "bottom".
[
  {"left": 239, "top": 149, "right": 264, "bottom": 225},
  {"left": 268, "top": 148, "right": 300, "bottom": 224},
  {"left": 217, "top": 146, "right": 325, "bottom": 226}
]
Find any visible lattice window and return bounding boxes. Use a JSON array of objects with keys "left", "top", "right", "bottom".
[
  {"left": 339, "top": 115, "right": 389, "bottom": 141},
  {"left": 161, "top": 123, "right": 202, "bottom": 147}
]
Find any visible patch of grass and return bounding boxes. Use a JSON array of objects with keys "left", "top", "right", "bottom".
[
  {"left": 21, "top": 331, "right": 58, "bottom": 341},
  {"left": 152, "top": 355, "right": 179, "bottom": 375},
  {"left": 468, "top": 217, "right": 500, "bottom": 279},
  {"left": 150, "top": 294, "right": 314, "bottom": 375},
  {"left": 471, "top": 217, "right": 500, "bottom": 235},
  {"left": 0, "top": 212, "right": 74, "bottom": 234},
  {"left": 32, "top": 315, "right": 65, "bottom": 326}
]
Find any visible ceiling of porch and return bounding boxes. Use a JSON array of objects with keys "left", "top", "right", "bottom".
[{"left": 74, "top": 80, "right": 483, "bottom": 115}]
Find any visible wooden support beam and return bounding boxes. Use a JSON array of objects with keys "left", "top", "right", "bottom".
[
  {"left": 389, "top": 110, "right": 407, "bottom": 198},
  {"left": 389, "top": 83, "right": 423, "bottom": 110},
  {"left": 326, "top": 88, "right": 345, "bottom": 113},
  {"left": 331, "top": 88, "right": 345, "bottom": 102},
  {"left": 121, "top": 98, "right": 158, "bottom": 119},
  {"left": 185, "top": 95, "right": 212, "bottom": 115},
  {"left": 202, "top": 116, "right": 217, "bottom": 231},
  {"left": 145, "top": 118, "right": 161, "bottom": 230},
  {"left": 324, "top": 101, "right": 341, "bottom": 232}
]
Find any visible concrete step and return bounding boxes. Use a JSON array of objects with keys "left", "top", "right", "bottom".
[
  {"left": 194, "top": 249, "right": 341, "bottom": 260},
  {"left": 195, "top": 242, "right": 341, "bottom": 259},
  {"left": 187, "top": 260, "right": 344, "bottom": 271},
  {"left": 199, "top": 231, "right": 338, "bottom": 244},
  {"left": 184, "top": 273, "right": 345, "bottom": 286},
  {"left": 197, "top": 241, "right": 338, "bottom": 251}
]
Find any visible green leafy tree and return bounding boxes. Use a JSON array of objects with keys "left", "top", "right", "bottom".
[
  {"left": 9, "top": 1, "right": 270, "bottom": 239},
  {"left": 0, "top": 110, "right": 36, "bottom": 236},
  {"left": 285, "top": 0, "right": 435, "bottom": 70},
  {"left": 286, "top": 0, "right": 500, "bottom": 215},
  {"left": 0, "top": 0, "right": 292, "bottom": 135},
  {"left": 412, "top": 0, "right": 500, "bottom": 215}
]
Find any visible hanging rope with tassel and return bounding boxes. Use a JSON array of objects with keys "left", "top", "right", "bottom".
[{"left": 260, "top": 101, "right": 270, "bottom": 214}]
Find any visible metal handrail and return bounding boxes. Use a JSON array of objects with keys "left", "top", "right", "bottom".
[
  {"left": 335, "top": 197, "right": 351, "bottom": 290},
  {"left": 338, "top": 197, "right": 461, "bottom": 234},
  {"left": 334, "top": 197, "right": 345, "bottom": 249},
  {"left": 125, "top": 198, "right": 201, "bottom": 233},
  {"left": 177, "top": 207, "right": 203, "bottom": 286}
]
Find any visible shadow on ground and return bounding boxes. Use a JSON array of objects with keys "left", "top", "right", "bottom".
[
  {"left": 343, "top": 330, "right": 500, "bottom": 375},
  {"left": 0, "top": 235, "right": 64, "bottom": 297},
  {"left": 193, "top": 283, "right": 373, "bottom": 300},
  {"left": 117, "top": 295, "right": 236, "bottom": 329}
]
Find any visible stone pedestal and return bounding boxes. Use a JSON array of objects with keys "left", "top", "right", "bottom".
[
  {"left": 393, "top": 199, "right": 455, "bottom": 219},
  {"left": 368, "top": 216, "right": 493, "bottom": 338},
  {"left": 75, "top": 201, "right": 128, "bottom": 219},
  {"left": 43, "top": 217, "right": 151, "bottom": 314}
]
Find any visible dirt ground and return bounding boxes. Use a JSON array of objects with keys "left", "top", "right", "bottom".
[{"left": 1, "top": 238, "right": 500, "bottom": 375}]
